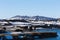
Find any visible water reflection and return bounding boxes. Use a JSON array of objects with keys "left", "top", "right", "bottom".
[
  {"left": 34, "top": 29, "right": 60, "bottom": 40},
  {"left": 0, "top": 29, "right": 60, "bottom": 40}
]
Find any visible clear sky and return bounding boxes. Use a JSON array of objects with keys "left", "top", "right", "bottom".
[{"left": 0, "top": 0, "right": 60, "bottom": 19}]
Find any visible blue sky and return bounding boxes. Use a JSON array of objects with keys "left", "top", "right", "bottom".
[{"left": 0, "top": 0, "right": 60, "bottom": 19}]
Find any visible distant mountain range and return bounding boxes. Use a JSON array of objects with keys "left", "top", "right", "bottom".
[{"left": 10, "top": 15, "right": 57, "bottom": 21}]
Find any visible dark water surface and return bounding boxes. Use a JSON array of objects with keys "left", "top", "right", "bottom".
[
  {"left": 0, "top": 29, "right": 60, "bottom": 40},
  {"left": 34, "top": 29, "right": 60, "bottom": 40}
]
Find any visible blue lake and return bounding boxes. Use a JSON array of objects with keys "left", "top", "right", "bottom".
[
  {"left": 34, "top": 29, "right": 60, "bottom": 40},
  {"left": 0, "top": 29, "right": 60, "bottom": 40}
]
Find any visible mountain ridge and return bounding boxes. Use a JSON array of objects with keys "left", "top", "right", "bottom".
[{"left": 10, "top": 15, "right": 57, "bottom": 21}]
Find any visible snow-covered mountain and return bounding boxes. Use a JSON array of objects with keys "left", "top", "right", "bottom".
[
  {"left": 10, "top": 15, "right": 57, "bottom": 21},
  {"left": 11, "top": 15, "right": 30, "bottom": 20},
  {"left": 31, "top": 16, "right": 57, "bottom": 21}
]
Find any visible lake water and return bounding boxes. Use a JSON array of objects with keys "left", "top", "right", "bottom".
[
  {"left": 0, "top": 29, "right": 60, "bottom": 40},
  {"left": 34, "top": 29, "right": 60, "bottom": 40}
]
